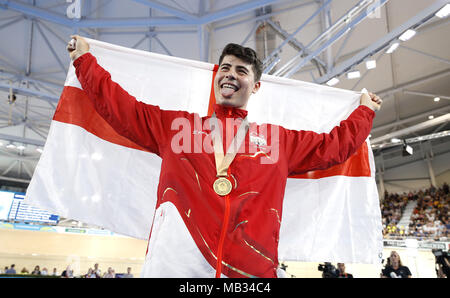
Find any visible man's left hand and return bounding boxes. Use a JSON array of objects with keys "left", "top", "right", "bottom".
[{"left": 360, "top": 91, "right": 382, "bottom": 111}]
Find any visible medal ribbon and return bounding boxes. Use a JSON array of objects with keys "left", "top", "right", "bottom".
[{"left": 210, "top": 113, "right": 249, "bottom": 177}]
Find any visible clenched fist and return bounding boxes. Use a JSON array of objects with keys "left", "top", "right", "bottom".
[
  {"left": 360, "top": 91, "right": 382, "bottom": 111},
  {"left": 67, "top": 35, "right": 89, "bottom": 61}
]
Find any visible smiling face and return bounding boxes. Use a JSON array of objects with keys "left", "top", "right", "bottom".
[{"left": 214, "top": 55, "right": 261, "bottom": 110}]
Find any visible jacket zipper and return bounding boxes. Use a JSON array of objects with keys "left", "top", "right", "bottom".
[
  {"left": 215, "top": 193, "right": 230, "bottom": 278},
  {"left": 216, "top": 111, "right": 233, "bottom": 278}
]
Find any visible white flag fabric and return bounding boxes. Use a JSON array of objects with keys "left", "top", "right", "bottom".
[{"left": 25, "top": 38, "right": 383, "bottom": 268}]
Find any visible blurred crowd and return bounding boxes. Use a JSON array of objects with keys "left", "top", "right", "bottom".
[
  {"left": 0, "top": 262, "right": 134, "bottom": 278},
  {"left": 381, "top": 183, "right": 449, "bottom": 240}
]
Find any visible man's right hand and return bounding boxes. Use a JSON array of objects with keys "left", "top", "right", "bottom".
[{"left": 67, "top": 35, "right": 89, "bottom": 61}]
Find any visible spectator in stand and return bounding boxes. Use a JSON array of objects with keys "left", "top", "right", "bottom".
[
  {"left": 20, "top": 267, "right": 29, "bottom": 274},
  {"left": 93, "top": 263, "right": 101, "bottom": 278},
  {"left": 41, "top": 267, "right": 48, "bottom": 275},
  {"left": 103, "top": 267, "right": 115, "bottom": 278},
  {"left": 122, "top": 267, "right": 133, "bottom": 278},
  {"left": 52, "top": 267, "right": 58, "bottom": 276},
  {"left": 380, "top": 191, "right": 410, "bottom": 238},
  {"left": 445, "top": 218, "right": 450, "bottom": 232},
  {"left": 443, "top": 182, "right": 449, "bottom": 195},
  {"left": 5, "top": 264, "right": 16, "bottom": 274},
  {"left": 336, "top": 263, "right": 353, "bottom": 278},
  {"left": 381, "top": 184, "right": 449, "bottom": 240},
  {"left": 381, "top": 251, "right": 412, "bottom": 278},
  {"left": 85, "top": 268, "right": 97, "bottom": 278},
  {"left": 31, "top": 265, "right": 41, "bottom": 275},
  {"left": 61, "top": 265, "right": 73, "bottom": 278},
  {"left": 423, "top": 221, "right": 437, "bottom": 237},
  {"left": 410, "top": 185, "right": 449, "bottom": 239},
  {"left": 434, "top": 220, "right": 446, "bottom": 240}
]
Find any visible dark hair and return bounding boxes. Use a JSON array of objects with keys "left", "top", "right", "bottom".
[{"left": 218, "top": 43, "right": 263, "bottom": 82}]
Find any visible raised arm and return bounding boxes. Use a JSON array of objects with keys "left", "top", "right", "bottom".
[
  {"left": 66, "top": 35, "right": 178, "bottom": 155},
  {"left": 284, "top": 93, "right": 381, "bottom": 175}
]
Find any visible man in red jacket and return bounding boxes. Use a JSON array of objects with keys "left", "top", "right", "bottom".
[{"left": 67, "top": 36, "right": 382, "bottom": 278}]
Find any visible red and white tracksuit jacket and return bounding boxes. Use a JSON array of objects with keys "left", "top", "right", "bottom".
[{"left": 73, "top": 53, "right": 375, "bottom": 278}]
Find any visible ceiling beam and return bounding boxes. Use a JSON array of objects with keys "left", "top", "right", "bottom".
[
  {"left": 403, "top": 90, "right": 450, "bottom": 101},
  {"left": 371, "top": 113, "right": 450, "bottom": 144},
  {"left": 0, "top": 175, "right": 30, "bottom": 184},
  {"left": 276, "top": 0, "right": 390, "bottom": 78},
  {"left": 198, "top": 0, "right": 277, "bottom": 25},
  {"left": 214, "top": 0, "right": 316, "bottom": 31},
  {"left": 264, "top": 18, "right": 327, "bottom": 72},
  {"left": 131, "top": 0, "right": 199, "bottom": 21},
  {"left": 399, "top": 45, "right": 450, "bottom": 66},
  {"left": 371, "top": 130, "right": 450, "bottom": 151},
  {"left": 316, "top": 0, "right": 449, "bottom": 84},
  {"left": 1, "top": 0, "right": 277, "bottom": 28},
  {"left": 372, "top": 105, "right": 450, "bottom": 134},
  {"left": 375, "top": 147, "right": 450, "bottom": 172},
  {"left": 0, "top": 82, "right": 60, "bottom": 103},
  {"left": 0, "top": 0, "right": 191, "bottom": 27},
  {"left": 0, "top": 71, "right": 63, "bottom": 91},
  {"left": 0, "top": 0, "right": 73, "bottom": 26},
  {"left": 376, "top": 69, "right": 450, "bottom": 98},
  {"left": 0, "top": 132, "right": 45, "bottom": 147},
  {"left": 66, "top": 16, "right": 193, "bottom": 28}
]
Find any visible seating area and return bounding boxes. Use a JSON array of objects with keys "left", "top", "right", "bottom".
[{"left": 381, "top": 183, "right": 449, "bottom": 241}]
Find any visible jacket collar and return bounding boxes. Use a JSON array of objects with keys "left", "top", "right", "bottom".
[{"left": 213, "top": 104, "right": 248, "bottom": 119}]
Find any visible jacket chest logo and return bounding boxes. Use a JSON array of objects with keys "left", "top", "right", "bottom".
[{"left": 250, "top": 133, "right": 267, "bottom": 147}]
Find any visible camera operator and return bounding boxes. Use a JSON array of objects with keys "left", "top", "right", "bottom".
[
  {"left": 336, "top": 263, "right": 353, "bottom": 278},
  {"left": 318, "top": 262, "right": 338, "bottom": 278},
  {"left": 381, "top": 251, "right": 412, "bottom": 278},
  {"left": 433, "top": 249, "right": 450, "bottom": 278}
]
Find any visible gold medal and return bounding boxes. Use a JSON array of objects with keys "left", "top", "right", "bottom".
[
  {"left": 213, "top": 177, "right": 232, "bottom": 196},
  {"left": 210, "top": 112, "right": 248, "bottom": 197}
]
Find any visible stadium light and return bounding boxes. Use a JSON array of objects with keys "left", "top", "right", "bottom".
[
  {"left": 366, "top": 60, "right": 377, "bottom": 69},
  {"left": 399, "top": 29, "right": 416, "bottom": 41},
  {"left": 326, "top": 77, "right": 340, "bottom": 86},
  {"left": 386, "top": 42, "right": 400, "bottom": 54},
  {"left": 402, "top": 141, "right": 413, "bottom": 156},
  {"left": 346, "top": 71, "right": 361, "bottom": 79},
  {"left": 435, "top": 4, "right": 450, "bottom": 18}
]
